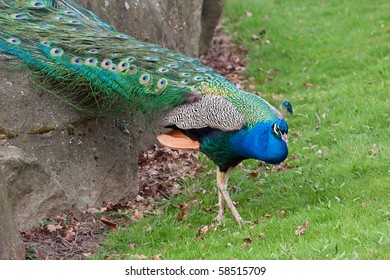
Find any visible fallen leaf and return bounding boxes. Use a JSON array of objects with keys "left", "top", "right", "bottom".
[
  {"left": 132, "top": 254, "right": 147, "bottom": 260},
  {"left": 177, "top": 203, "right": 189, "bottom": 221},
  {"left": 304, "top": 82, "right": 313, "bottom": 89},
  {"left": 65, "top": 228, "right": 75, "bottom": 241},
  {"left": 248, "top": 84, "right": 256, "bottom": 90},
  {"left": 272, "top": 162, "right": 290, "bottom": 171},
  {"left": 259, "top": 232, "right": 265, "bottom": 239},
  {"left": 129, "top": 243, "right": 136, "bottom": 250},
  {"left": 197, "top": 225, "right": 209, "bottom": 236},
  {"left": 295, "top": 220, "right": 309, "bottom": 236},
  {"left": 99, "top": 217, "right": 117, "bottom": 230},
  {"left": 245, "top": 11, "right": 253, "bottom": 17},
  {"left": 243, "top": 237, "right": 254, "bottom": 243},
  {"left": 152, "top": 254, "right": 161, "bottom": 260},
  {"left": 131, "top": 209, "right": 144, "bottom": 222},
  {"left": 196, "top": 224, "right": 215, "bottom": 239},
  {"left": 242, "top": 237, "right": 254, "bottom": 248},
  {"left": 279, "top": 210, "right": 286, "bottom": 218},
  {"left": 247, "top": 170, "right": 259, "bottom": 179},
  {"left": 46, "top": 224, "right": 62, "bottom": 233}
]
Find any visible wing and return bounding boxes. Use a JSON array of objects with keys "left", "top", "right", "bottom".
[{"left": 158, "top": 94, "right": 247, "bottom": 131}]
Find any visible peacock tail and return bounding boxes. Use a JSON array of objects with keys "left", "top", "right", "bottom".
[{"left": 0, "top": 0, "right": 280, "bottom": 127}]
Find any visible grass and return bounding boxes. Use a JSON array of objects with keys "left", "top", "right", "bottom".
[{"left": 93, "top": 0, "right": 390, "bottom": 260}]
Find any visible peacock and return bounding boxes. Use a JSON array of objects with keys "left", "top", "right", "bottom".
[{"left": 0, "top": 0, "right": 292, "bottom": 226}]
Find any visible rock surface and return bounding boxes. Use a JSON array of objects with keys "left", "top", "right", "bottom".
[
  {"left": 0, "top": 164, "right": 26, "bottom": 260},
  {"left": 77, "top": 0, "right": 223, "bottom": 56},
  {"left": 0, "top": 64, "right": 139, "bottom": 232}
]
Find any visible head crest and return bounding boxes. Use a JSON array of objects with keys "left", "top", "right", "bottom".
[{"left": 280, "top": 101, "right": 293, "bottom": 119}]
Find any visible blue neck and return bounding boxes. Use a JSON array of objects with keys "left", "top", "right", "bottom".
[{"left": 229, "top": 122, "right": 288, "bottom": 164}]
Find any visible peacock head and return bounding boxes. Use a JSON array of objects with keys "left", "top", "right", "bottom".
[
  {"left": 229, "top": 119, "right": 289, "bottom": 165},
  {"left": 272, "top": 118, "right": 289, "bottom": 144}
]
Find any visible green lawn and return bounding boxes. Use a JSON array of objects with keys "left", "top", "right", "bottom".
[{"left": 93, "top": 0, "right": 390, "bottom": 259}]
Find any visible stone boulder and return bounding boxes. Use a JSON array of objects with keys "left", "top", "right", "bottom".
[
  {"left": 77, "top": 0, "right": 225, "bottom": 57},
  {"left": 0, "top": 64, "right": 140, "bottom": 233}
]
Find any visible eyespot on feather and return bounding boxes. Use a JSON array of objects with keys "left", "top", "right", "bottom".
[
  {"left": 88, "top": 49, "right": 99, "bottom": 54},
  {"left": 126, "top": 57, "right": 136, "bottom": 62},
  {"left": 10, "top": 13, "right": 28, "bottom": 19},
  {"left": 50, "top": 48, "right": 64, "bottom": 57},
  {"left": 40, "top": 40, "right": 50, "bottom": 46},
  {"left": 53, "top": 16, "right": 65, "bottom": 21},
  {"left": 157, "top": 78, "right": 168, "bottom": 88},
  {"left": 30, "top": 1, "right": 45, "bottom": 7},
  {"left": 6, "top": 38, "right": 21, "bottom": 45},
  {"left": 63, "top": 10, "right": 76, "bottom": 15},
  {"left": 109, "top": 65, "right": 118, "bottom": 72},
  {"left": 193, "top": 76, "right": 203, "bottom": 81},
  {"left": 181, "top": 79, "right": 190, "bottom": 85},
  {"left": 71, "top": 57, "right": 83, "bottom": 65},
  {"left": 143, "top": 56, "right": 159, "bottom": 62},
  {"left": 69, "top": 19, "right": 84, "bottom": 25},
  {"left": 118, "top": 61, "right": 130, "bottom": 71},
  {"left": 165, "top": 63, "right": 178, "bottom": 68},
  {"left": 126, "top": 64, "right": 137, "bottom": 74},
  {"left": 85, "top": 57, "right": 98, "bottom": 66},
  {"left": 139, "top": 74, "right": 151, "bottom": 85},
  {"left": 158, "top": 67, "right": 169, "bottom": 73},
  {"left": 181, "top": 73, "right": 191, "bottom": 77},
  {"left": 101, "top": 59, "right": 112, "bottom": 69}
]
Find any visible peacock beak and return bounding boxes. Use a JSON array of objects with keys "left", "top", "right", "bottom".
[{"left": 282, "top": 133, "right": 288, "bottom": 144}]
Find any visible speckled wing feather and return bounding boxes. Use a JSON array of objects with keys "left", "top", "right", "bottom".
[{"left": 158, "top": 94, "right": 247, "bottom": 131}]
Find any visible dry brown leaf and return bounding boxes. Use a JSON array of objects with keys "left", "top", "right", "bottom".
[
  {"left": 65, "top": 228, "right": 75, "bottom": 241},
  {"left": 132, "top": 254, "right": 147, "bottom": 260},
  {"left": 259, "top": 232, "right": 265, "bottom": 239},
  {"left": 131, "top": 209, "right": 144, "bottom": 222},
  {"left": 295, "top": 220, "right": 309, "bottom": 236},
  {"left": 245, "top": 11, "right": 253, "bottom": 17},
  {"left": 272, "top": 162, "right": 291, "bottom": 171},
  {"left": 304, "top": 82, "right": 313, "bottom": 89},
  {"left": 152, "top": 254, "right": 161, "bottom": 260},
  {"left": 242, "top": 237, "right": 254, "bottom": 248},
  {"left": 46, "top": 224, "right": 62, "bottom": 233},
  {"left": 243, "top": 237, "right": 254, "bottom": 244},
  {"left": 129, "top": 243, "right": 136, "bottom": 250},
  {"left": 247, "top": 170, "right": 259, "bottom": 179},
  {"left": 177, "top": 203, "right": 190, "bottom": 221},
  {"left": 99, "top": 217, "right": 117, "bottom": 230},
  {"left": 196, "top": 224, "right": 215, "bottom": 239},
  {"left": 198, "top": 225, "right": 209, "bottom": 236},
  {"left": 279, "top": 210, "right": 286, "bottom": 218}
]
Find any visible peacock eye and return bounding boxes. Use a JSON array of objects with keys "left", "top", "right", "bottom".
[{"left": 272, "top": 123, "right": 281, "bottom": 137}]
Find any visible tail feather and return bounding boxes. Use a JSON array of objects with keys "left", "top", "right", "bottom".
[{"left": 0, "top": 0, "right": 211, "bottom": 119}]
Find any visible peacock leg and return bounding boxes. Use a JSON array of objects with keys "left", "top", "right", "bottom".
[
  {"left": 216, "top": 185, "right": 224, "bottom": 223},
  {"left": 216, "top": 167, "right": 244, "bottom": 226}
]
